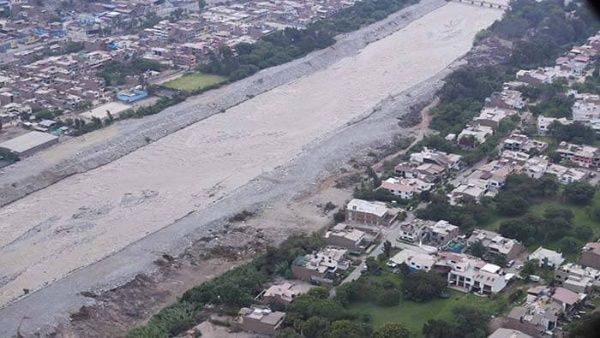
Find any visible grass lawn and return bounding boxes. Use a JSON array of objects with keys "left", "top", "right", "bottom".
[
  {"left": 349, "top": 290, "right": 505, "bottom": 336},
  {"left": 162, "top": 72, "right": 227, "bottom": 92}
]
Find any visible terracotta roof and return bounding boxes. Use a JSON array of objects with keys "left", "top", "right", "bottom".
[{"left": 552, "top": 287, "right": 579, "bottom": 305}]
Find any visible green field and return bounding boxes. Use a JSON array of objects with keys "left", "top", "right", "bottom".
[
  {"left": 483, "top": 191, "right": 600, "bottom": 235},
  {"left": 480, "top": 191, "right": 600, "bottom": 261},
  {"left": 349, "top": 290, "right": 505, "bottom": 336},
  {"left": 162, "top": 73, "right": 227, "bottom": 92}
]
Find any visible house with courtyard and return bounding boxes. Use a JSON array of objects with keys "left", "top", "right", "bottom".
[{"left": 467, "top": 229, "right": 526, "bottom": 261}]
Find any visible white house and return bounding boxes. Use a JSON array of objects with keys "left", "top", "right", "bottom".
[
  {"left": 529, "top": 247, "right": 565, "bottom": 268},
  {"left": 379, "top": 177, "right": 432, "bottom": 200}
]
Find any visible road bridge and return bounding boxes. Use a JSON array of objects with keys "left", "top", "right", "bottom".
[{"left": 448, "top": 0, "right": 510, "bottom": 10}]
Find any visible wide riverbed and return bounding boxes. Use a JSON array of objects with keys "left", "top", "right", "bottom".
[{"left": 0, "top": 2, "right": 502, "bottom": 307}]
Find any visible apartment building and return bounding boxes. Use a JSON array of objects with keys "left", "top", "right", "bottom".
[
  {"left": 345, "top": 199, "right": 394, "bottom": 226},
  {"left": 556, "top": 141, "right": 600, "bottom": 169}
]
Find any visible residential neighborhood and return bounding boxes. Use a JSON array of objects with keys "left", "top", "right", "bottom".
[
  {"left": 177, "top": 27, "right": 600, "bottom": 337},
  {"left": 0, "top": 0, "right": 363, "bottom": 163}
]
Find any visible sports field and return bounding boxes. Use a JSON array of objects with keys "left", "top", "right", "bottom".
[{"left": 162, "top": 73, "right": 227, "bottom": 92}]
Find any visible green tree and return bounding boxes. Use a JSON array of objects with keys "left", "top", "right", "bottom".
[
  {"left": 422, "top": 319, "right": 450, "bottom": 338},
  {"left": 499, "top": 219, "right": 535, "bottom": 244},
  {"left": 495, "top": 192, "right": 528, "bottom": 216},
  {"left": 302, "top": 316, "right": 330, "bottom": 338},
  {"left": 564, "top": 182, "right": 596, "bottom": 205},
  {"left": 542, "top": 217, "right": 572, "bottom": 241},
  {"left": 453, "top": 306, "right": 489, "bottom": 338},
  {"left": 521, "top": 259, "right": 538, "bottom": 279},
  {"left": 365, "top": 257, "right": 382, "bottom": 275},
  {"left": 397, "top": 262, "right": 410, "bottom": 277},
  {"left": 326, "top": 320, "right": 366, "bottom": 338},
  {"left": 307, "top": 286, "right": 329, "bottom": 300},
  {"left": 467, "top": 240, "right": 486, "bottom": 258},
  {"left": 288, "top": 295, "right": 350, "bottom": 322},
  {"left": 403, "top": 271, "right": 447, "bottom": 302},
  {"left": 563, "top": 182, "right": 596, "bottom": 205},
  {"left": 544, "top": 207, "right": 574, "bottom": 222},
  {"left": 372, "top": 322, "right": 410, "bottom": 338},
  {"left": 276, "top": 328, "right": 303, "bottom": 338},
  {"left": 538, "top": 174, "right": 560, "bottom": 196},
  {"left": 568, "top": 312, "right": 600, "bottom": 338},
  {"left": 574, "top": 225, "right": 594, "bottom": 241},
  {"left": 376, "top": 288, "right": 401, "bottom": 307},
  {"left": 558, "top": 237, "right": 583, "bottom": 255},
  {"left": 382, "top": 240, "right": 392, "bottom": 259}
]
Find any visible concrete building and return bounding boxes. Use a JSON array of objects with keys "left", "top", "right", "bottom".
[
  {"left": 457, "top": 124, "right": 494, "bottom": 148},
  {"left": 116, "top": 88, "right": 148, "bottom": 103},
  {"left": 468, "top": 229, "right": 526, "bottom": 261},
  {"left": 440, "top": 252, "right": 509, "bottom": 295},
  {"left": 379, "top": 177, "right": 432, "bottom": 200},
  {"left": 398, "top": 219, "right": 459, "bottom": 246},
  {"left": 450, "top": 183, "right": 486, "bottom": 204},
  {"left": 291, "top": 247, "right": 349, "bottom": 284},
  {"left": 260, "top": 281, "right": 308, "bottom": 305},
  {"left": 580, "top": 242, "right": 600, "bottom": 269},
  {"left": 394, "top": 161, "right": 446, "bottom": 183},
  {"left": 398, "top": 219, "right": 431, "bottom": 243},
  {"left": 235, "top": 306, "right": 285, "bottom": 335},
  {"left": 345, "top": 199, "right": 392, "bottom": 226},
  {"left": 488, "top": 328, "right": 532, "bottom": 338},
  {"left": 572, "top": 93, "right": 600, "bottom": 122},
  {"left": 486, "top": 88, "right": 526, "bottom": 110},
  {"left": 324, "top": 223, "right": 368, "bottom": 252},
  {"left": 409, "top": 147, "right": 462, "bottom": 170},
  {"left": 503, "top": 134, "right": 547, "bottom": 153},
  {"left": 545, "top": 164, "right": 586, "bottom": 184},
  {"left": 405, "top": 252, "right": 437, "bottom": 272},
  {"left": 554, "top": 263, "right": 600, "bottom": 293},
  {"left": 501, "top": 285, "right": 585, "bottom": 337},
  {"left": 529, "top": 247, "right": 564, "bottom": 268},
  {"left": 551, "top": 287, "right": 583, "bottom": 313},
  {"left": 428, "top": 220, "right": 460, "bottom": 245},
  {"left": 473, "top": 107, "right": 517, "bottom": 129},
  {"left": 504, "top": 301, "right": 560, "bottom": 337},
  {"left": 0, "top": 131, "right": 58, "bottom": 157},
  {"left": 556, "top": 141, "right": 600, "bottom": 169},
  {"left": 537, "top": 115, "right": 571, "bottom": 135},
  {"left": 523, "top": 156, "right": 549, "bottom": 179}
]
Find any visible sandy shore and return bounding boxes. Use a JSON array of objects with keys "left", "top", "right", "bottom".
[{"left": 0, "top": 2, "right": 502, "bottom": 310}]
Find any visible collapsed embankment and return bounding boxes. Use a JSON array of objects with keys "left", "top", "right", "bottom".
[{"left": 0, "top": 0, "right": 447, "bottom": 208}]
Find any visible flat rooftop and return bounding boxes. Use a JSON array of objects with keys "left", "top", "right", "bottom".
[
  {"left": 80, "top": 101, "right": 131, "bottom": 120},
  {"left": 0, "top": 131, "right": 58, "bottom": 154}
]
